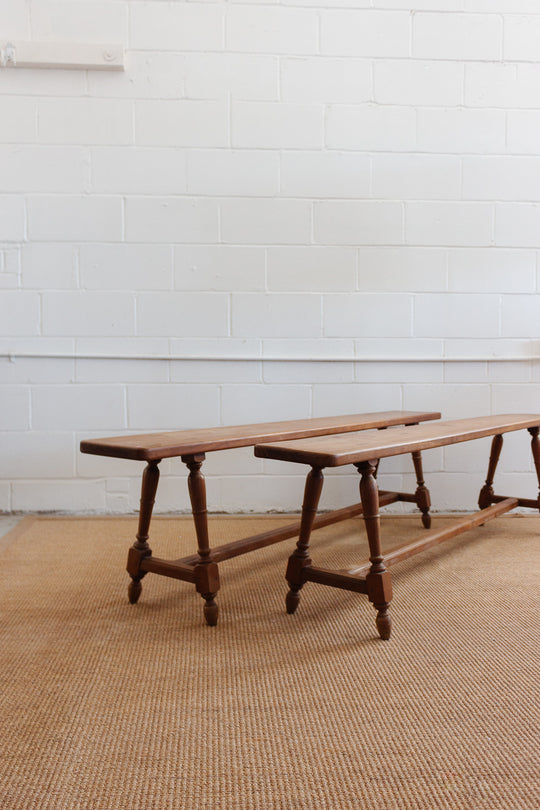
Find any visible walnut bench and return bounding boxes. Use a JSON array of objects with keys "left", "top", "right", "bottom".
[
  {"left": 80, "top": 410, "right": 440, "bottom": 625},
  {"left": 254, "top": 414, "right": 540, "bottom": 640}
]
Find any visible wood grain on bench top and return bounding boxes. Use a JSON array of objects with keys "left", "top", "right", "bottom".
[
  {"left": 79, "top": 411, "right": 441, "bottom": 461},
  {"left": 254, "top": 414, "right": 540, "bottom": 468}
]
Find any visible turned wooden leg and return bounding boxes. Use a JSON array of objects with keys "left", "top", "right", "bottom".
[
  {"left": 527, "top": 427, "right": 540, "bottom": 513},
  {"left": 478, "top": 434, "right": 503, "bottom": 509},
  {"left": 126, "top": 460, "right": 160, "bottom": 604},
  {"left": 183, "top": 454, "right": 220, "bottom": 626},
  {"left": 412, "top": 450, "right": 432, "bottom": 529},
  {"left": 356, "top": 460, "right": 392, "bottom": 640},
  {"left": 285, "top": 466, "right": 324, "bottom": 614}
]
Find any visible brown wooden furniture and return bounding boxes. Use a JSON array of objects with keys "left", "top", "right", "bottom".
[
  {"left": 254, "top": 414, "right": 540, "bottom": 640},
  {"left": 80, "top": 410, "right": 440, "bottom": 625}
]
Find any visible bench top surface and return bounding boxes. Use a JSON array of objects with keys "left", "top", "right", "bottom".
[
  {"left": 254, "top": 414, "right": 540, "bottom": 468},
  {"left": 79, "top": 410, "right": 441, "bottom": 461}
]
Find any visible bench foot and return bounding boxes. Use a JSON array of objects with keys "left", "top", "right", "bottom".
[
  {"left": 375, "top": 606, "right": 392, "bottom": 640},
  {"left": 128, "top": 577, "right": 144, "bottom": 604},
  {"left": 202, "top": 595, "right": 219, "bottom": 626},
  {"left": 284, "top": 466, "right": 324, "bottom": 616},
  {"left": 285, "top": 585, "right": 301, "bottom": 614},
  {"left": 412, "top": 451, "right": 432, "bottom": 529}
]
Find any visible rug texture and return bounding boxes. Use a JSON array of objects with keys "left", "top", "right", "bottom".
[{"left": 0, "top": 514, "right": 539, "bottom": 810}]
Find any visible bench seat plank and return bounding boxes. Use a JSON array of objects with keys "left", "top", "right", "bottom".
[
  {"left": 254, "top": 414, "right": 540, "bottom": 468},
  {"left": 80, "top": 410, "right": 441, "bottom": 461}
]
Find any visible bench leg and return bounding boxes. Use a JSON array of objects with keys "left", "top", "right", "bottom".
[
  {"left": 356, "top": 461, "right": 393, "bottom": 640},
  {"left": 183, "top": 454, "right": 220, "bottom": 627},
  {"left": 478, "top": 434, "right": 503, "bottom": 509},
  {"left": 528, "top": 427, "right": 540, "bottom": 512},
  {"left": 126, "top": 460, "right": 160, "bottom": 604},
  {"left": 285, "top": 466, "right": 324, "bottom": 615},
  {"left": 411, "top": 450, "right": 431, "bottom": 529}
]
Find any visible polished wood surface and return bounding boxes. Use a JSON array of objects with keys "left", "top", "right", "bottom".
[
  {"left": 257, "top": 414, "right": 540, "bottom": 640},
  {"left": 254, "top": 414, "right": 540, "bottom": 467},
  {"left": 80, "top": 410, "right": 441, "bottom": 460}
]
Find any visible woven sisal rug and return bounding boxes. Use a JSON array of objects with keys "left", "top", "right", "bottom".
[{"left": 1, "top": 515, "right": 539, "bottom": 809}]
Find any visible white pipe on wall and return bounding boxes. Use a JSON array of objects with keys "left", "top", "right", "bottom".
[{"left": 1, "top": 352, "right": 538, "bottom": 363}]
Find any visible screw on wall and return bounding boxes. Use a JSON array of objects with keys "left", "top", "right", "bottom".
[{"left": 0, "top": 42, "right": 16, "bottom": 67}]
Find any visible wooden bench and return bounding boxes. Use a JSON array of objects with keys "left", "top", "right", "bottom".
[
  {"left": 80, "top": 410, "right": 440, "bottom": 625},
  {"left": 254, "top": 414, "right": 540, "bottom": 640}
]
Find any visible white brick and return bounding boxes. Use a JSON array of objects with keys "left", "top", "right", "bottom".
[
  {"left": 11, "top": 481, "right": 106, "bottom": 513},
  {"left": 127, "top": 384, "right": 220, "bottom": 430},
  {"left": 21, "top": 244, "right": 78, "bottom": 290},
  {"left": 0, "top": 482, "right": 10, "bottom": 512},
  {"left": 170, "top": 358, "right": 261, "bottom": 385},
  {"left": 314, "top": 201, "right": 403, "bottom": 246},
  {"left": 264, "top": 360, "right": 354, "bottom": 385},
  {"left": 321, "top": 10, "right": 410, "bottom": 57},
  {"left": 232, "top": 293, "right": 322, "bottom": 338},
  {"left": 267, "top": 247, "right": 357, "bottom": 291},
  {"left": 42, "top": 291, "right": 135, "bottom": 337},
  {"left": 0, "top": 292, "right": 40, "bottom": 336},
  {"left": 187, "top": 150, "right": 279, "bottom": 197},
  {"left": 373, "top": 155, "right": 461, "bottom": 200},
  {"left": 174, "top": 246, "right": 265, "bottom": 292},
  {"left": 501, "top": 295, "right": 540, "bottom": 338},
  {"left": 355, "top": 337, "right": 443, "bottom": 360},
  {"left": 0, "top": 197, "right": 25, "bottom": 241},
  {"left": 91, "top": 148, "right": 187, "bottom": 196},
  {"left": 221, "top": 199, "right": 312, "bottom": 245},
  {"left": 28, "top": 196, "right": 122, "bottom": 242},
  {"left": 263, "top": 338, "right": 354, "bottom": 361},
  {"left": 312, "top": 383, "right": 402, "bottom": 417},
  {"left": 31, "top": 1, "right": 127, "bottom": 42},
  {"left": 414, "top": 294, "right": 499, "bottom": 338},
  {"left": 226, "top": 6, "right": 318, "bottom": 55},
  {"left": 38, "top": 99, "right": 133, "bottom": 145},
  {"left": 448, "top": 249, "right": 536, "bottom": 293},
  {"left": 88, "top": 53, "right": 186, "bottom": 100},
  {"left": 80, "top": 245, "right": 173, "bottom": 291},
  {"left": 492, "top": 384, "right": 540, "bottom": 414},
  {"left": 135, "top": 100, "right": 228, "bottom": 148},
  {"left": 281, "top": 57, "right": 371, "bottom": 104},
  {"left": 358, "top": 248, "right": 447, "bottom": 292},
  {"left": 375, "top": 60, "right": 463, "bottom": 106},
  {"left": 219, "top": 475, "right": 306, "bottom": 513},
  {"left": 463, "top": 157, "right": 540, "bottom": 202},
  {"left": 466, "top": 1, "right": 540, "bottom": 9},
  {"left": 125, "top": 198, "right": 219, "bottom": 244},
  {"left": 495, "top": 204, "right": 540, "bottom": 248},
  {"left": 507, "top": 111, "right": 540, "bottom": 155},
  {"left": 130, "top": 2, "right": 223, "bottom": 51},
  {"left": 75, "top": 357, "right": 169, "bottom": 385},
  {"left": 32, "top": 384, "right": 126, "bottom": 431},
  {"left": 504, "top": 14, "right": 540, "bottom": 61},
  {"left": 413, "top": 13, "right": 502, "bottom": 60},
  {"left": 466, "top": 63, "right": 540, "bottom": 109},
  {"left": 232, "top": 101, "right": 323, "bottom": 150},
  {"left": 0, "top": 146, "right": 85, "bottom": 193},
  {"left": 75, "top": 337, "right": 169, "bottom": 360},
  {"left": 202, "top": 446, "right": 264, "bottom": 479},
  {"left": 326, "top": 105, "right": 416, "bottom": 152},
  {"left": 406, "top": 202, "right": 494, "bottom": 247},
  {"left": 0, "top": 0, "right": 29, "bottom": 37},
  {"left": 417, "top": 108, "right": 505, "bottom": 154},
  {"left": 281, "top": 152, "right": 370, "bottom": 199},
  {"left": 0, "top": 432, "right": 74, "bottom": 478},
  {"left": 0, "top": 97, "right": 37, "bottom": 143},
  {"left": 403, "top": 383, "right": 490, "bottom": 418},
  {"left": 374, "top": 1, "right": 462, "bottom": 7},
  {"left": 136, "top": 292, "right": 229, "bottom": 338},
  {"left": 221, "top": 384, "right": 311, "bottom": 424},
  {"left": 354, "top": 360, "right": 443, "bottom": 385},
  {"left": 0, "top": 387, "right": 30, "bottom": 430},
  {"left": 0, "top": 69, "right": 85, "bottom": 98},
  {"left": 185, "top": 53, "right": 278, "bottom": 101},
  {"left": 324, "top": 293, "right": 411, "bottom": 338}
]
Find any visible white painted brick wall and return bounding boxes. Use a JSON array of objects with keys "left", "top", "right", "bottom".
[{"left": 2, "top": 1, "right": 540, "bottom": 515}]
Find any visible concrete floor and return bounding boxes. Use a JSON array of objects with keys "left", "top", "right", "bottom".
[{"left": 0, "top": 516, "right": 23, "bottom": 539}]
